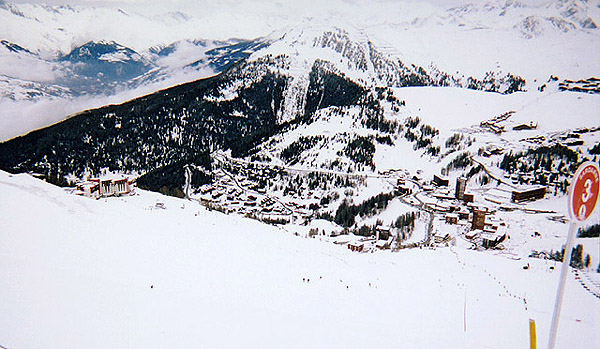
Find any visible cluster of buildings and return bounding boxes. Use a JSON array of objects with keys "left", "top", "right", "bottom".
[
  {"left": 479, "top": 111, "right": 514, "bottom": 134},
  {"left": 75, "top": 176, "right": 134, "bottom": 199},
  {"left": 428, "top": 174, "right": 546, "bottom": 249},
  {"left": 197, "top": 168, "right": 313, "bottom": 224},
  {"left": 346, "top": 226, "right": 394, "bottom": 253}
]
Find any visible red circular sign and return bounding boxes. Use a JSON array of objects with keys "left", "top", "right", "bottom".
[{"left": 569, "top": 162, "right": 600, "bottom": 222}]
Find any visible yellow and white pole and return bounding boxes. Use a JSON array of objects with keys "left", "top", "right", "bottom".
[{"left": 529, "top": 318, "right": 537, "bottom": 349}]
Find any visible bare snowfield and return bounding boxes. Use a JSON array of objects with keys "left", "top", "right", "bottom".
[
  {"left": 1, "top": 170, "right": 598, "bottom": 348},
  {"left": 394, "top": 86, "right": 600, "bottom": 137}
]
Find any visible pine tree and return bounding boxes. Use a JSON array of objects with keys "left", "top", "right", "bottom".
[
  {"left": 584, "top": 254, "right": 591, "bottom": 269},
  {"left": 570, "top": 244, "right": 584, "bottom": 269}
]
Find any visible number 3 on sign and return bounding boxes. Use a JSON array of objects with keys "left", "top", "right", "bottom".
[
  {"left": 570, "top": 162, "right": 600, "bottom": 222},
  {"left": 579, "top": 178, "right": 593, "bottom": 219},
  {"left": 582, "top": 179, "right": 592, "bottom": 202}
]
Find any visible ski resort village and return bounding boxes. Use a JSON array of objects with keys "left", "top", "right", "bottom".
[{"left": 1, "top": 0, "right": 600, "bottom": 348}]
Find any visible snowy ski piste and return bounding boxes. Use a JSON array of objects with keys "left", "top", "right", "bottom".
[{"left": 0, "top": 170, "right": 598, "bottom": 348}]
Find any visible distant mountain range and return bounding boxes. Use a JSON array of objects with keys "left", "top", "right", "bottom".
[
  {"left": 1, "top": 0, "right": 598, "bottom": 141},
  {"left": 0, "top": 37, "right": 271, "bottom": 100}
]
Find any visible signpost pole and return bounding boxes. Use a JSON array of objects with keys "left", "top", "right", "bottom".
[{"left": 547, "top": 221, "right": 578, "bottom": 349}]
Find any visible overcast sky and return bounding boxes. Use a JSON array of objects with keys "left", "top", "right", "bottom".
[
  {"left": 4, "top": 0, "right": 475, "bottom": 27},
  {"left": 8, "top": 0, "right": 467, "bottom": 9},
  {"left": 3, "top": 0, "right": 475, "bottom": 50}
]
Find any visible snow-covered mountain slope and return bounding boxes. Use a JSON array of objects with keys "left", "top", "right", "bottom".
[
  {"left": 0, "top": 1, "right": 210, "bottom": 57},
  {"left": 58, "top": 40, "right": 154, "bottom": 90},
  {"left": 0, "top": 17, "right": 597, "bottom": 199},
  {"left": 0, "top": 74, "right": 73, "bottom": 100},
  {"left": 0, "top": 36, "right": 271, "bottom": 141},
  {"left": 0, "top": 1, "right": 277, "bottom": 140},
  {"left": 1, "top": 0, "right": 598, "bottom": 141},
  {"left": 1, "top": 169, "right": 598, "bottom": 348},
  {"left": 0, "top": 39, "right": 61, "bottom": 84},
  {"left": 363, "top": 0, "right": 600, "bottom": 81},
  {"left": 1, "top": 39, "right": 597, "bottom": 272},
  {"left": 437, "top": 0, "right": 599, "bottom": 34}
]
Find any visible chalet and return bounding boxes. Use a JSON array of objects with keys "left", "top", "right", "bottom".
[
  {"left": 200, "top": 185, "right": 214, "bottom": 194},
  {"left": 433, "top": 193, "right": 455, "bottom": 201},
  {"left": 348, "top": 242, "right": 364, "bottom": 252},
  {"left": 511, "top": 186, "right": 546, "bottom": 203},
  {"left": 482, "top": 233, "right": 506, "bottom": 249},
  {"left": 426, "top": 202, "right": 451, "bottom": 212},
  {"left": 472, "top": 208, "right": 487, "bottom": 230},
  {"left": 480, "top": 121, "right": 504, "bottom": 134},
  {"left": 376, "top": 226, "right": 391, "bottom": 240},
  {"left": 563, "top": 139, "right": 584, "bottom": 147},
  {"left": 445, "top": 213, "right": 458, "bottom": 224},
  {"left": 457, "top": 208, "right": 470, "bottom": 220},
  {"left": 261, "top": 197, "right": 274, "bottom": 205},
  {"left": 512, "top": 121, "right": 537, "bottom": 131},
  {"left": 375, "top": 239, "right": 391, "bottom": 250},
  {"left": 396, "top": 185, "right": 411, "bottom": 195},
  {"left": 465, "top": 230, "right": 481, "bottom": 240},
  {"left": 462, "top": 192, "right": 474, "bottom": 203},
  {"left": 76, "top": 182, "right": 100, "bottom": 198},
  {"left": 423, "top": 185, "right": 435, "bottom": 192},
  {"left": 433, "top": 174, "right": 449, "bottom": 187},
  {"left": 482, "top": 146, "right": 504, "bottom": 157},
  {"left": 483, "top": 225, "right": 498, "bottom": 234},
  {"left": 439, "top": 202, "right": 452, "bottom": 212},
  {"left": 573, "top": 127, "right": 590, "bottom": 134}
]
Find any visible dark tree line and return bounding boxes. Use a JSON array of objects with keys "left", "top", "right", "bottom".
[
  {"left": 578, "top": 224, "right": 600, "bottom": 238},
  {"left": 334, "top": 192, "right": 395, "bottom": 227},
  {"left": 500, "top": 144, "right": 579, "bottom": 174},
  {"left": 394, "top": 211, "right": 419, "bottom": 240},
  {"left": 136, "top": 153, "right": 212, "bottom": 198},
  {"left": 280, "top": 136, "right": 324, "bottom": 164},
  {"left": 446, "top": 152, "right": 472, "bottom": 172},
  {"left": 547, "top": 244, "right": 592, "bottom": 270},
  {"left": 343, "top": 136, "right": 376, "bottom": 170}
]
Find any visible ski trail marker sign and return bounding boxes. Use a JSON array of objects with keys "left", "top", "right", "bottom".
[
  {"left": 548, "top": 161, "right": 599, "bottom": 349},
  {"left": 569, "top": 161, "right": 600, "bottom": 222}
]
